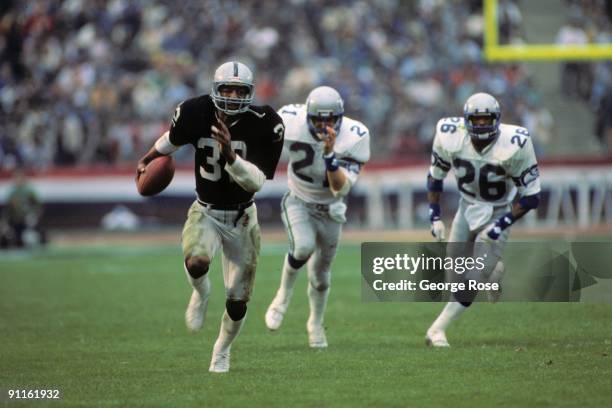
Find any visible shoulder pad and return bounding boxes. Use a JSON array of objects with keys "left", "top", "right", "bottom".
[
  {"left": 277, "top": 104, "right": 304, "bottom": 122},
  {"left": 171, "top": 95, "right": 209, "bottom": 125},
  {"left": 278, "top": 104, "right": 304, "bottom": 114},
  {"left": 434, "top": 117, "right": 468, "bottom": 153},
  {"left": 337, "top": 116, "right": 371, "bottom": 163},
  {"left": 180, "top": 95, "right": 210, "bottom": 112},
  {"left": 278, "top": 104, "right": 306, "bottom": 137},
  {"left": 245, "top": 104, "right": 270, "bottom": 118},
  {"left": 493, "top": 124, "right": 531, "bottom": 161},
  {"left": 263, "top": 105, "right": 285, "bottom": 139}
]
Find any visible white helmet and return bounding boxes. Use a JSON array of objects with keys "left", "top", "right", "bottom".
[
  {"left": 306, "top": 86, "right": 344, "bottom": 138},
  {"left": 211, "top": 61, "right": 254, "bottom": 115},
  {"left": 463, "top": 92, "right": 501, "bottom": 143}
]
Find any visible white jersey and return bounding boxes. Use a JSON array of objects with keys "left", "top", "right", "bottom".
[
  {"left": 429, "top": 117, "right": 541, "bottom": 206},
  {"left": 278, "top": 104, "right": 371, "bottom": 204}
]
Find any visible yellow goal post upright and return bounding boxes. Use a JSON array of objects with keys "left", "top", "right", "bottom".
[{"left": 484, "top": 0, "right": 612, "bottom": 61}]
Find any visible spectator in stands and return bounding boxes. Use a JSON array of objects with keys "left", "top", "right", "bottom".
[
  {"left": 518, "top": 96, "right": 556, "bottom": 156},
  {"left": 595, "top": 84, "right": 612, "bottom": 152},
  {"left": 0, "top": 169, "right": 46, "bottom": 248},
  {"left": 497, "top": 0, "right": 524, "bottom": 44},
  {"left": 556, "top": 13, "right": 593, "bottom": 100}
]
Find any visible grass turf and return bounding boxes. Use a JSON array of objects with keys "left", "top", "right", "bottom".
[{"left": 1, "top": 242, "right": 611, "bottom": 407}]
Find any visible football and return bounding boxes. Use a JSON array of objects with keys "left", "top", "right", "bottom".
[{"left": 136, "top": 156, "right": 175, "bottom": 196}]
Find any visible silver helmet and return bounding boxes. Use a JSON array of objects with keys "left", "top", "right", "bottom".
[
  {"left": 306, "top": 86, "right": 344, "bottom": 138},
  {"left": 211, "top": 61, "right": 254, "bottom": 115},
  {"left": 463, "top": 92, "right": 501, "bottom": 143}
]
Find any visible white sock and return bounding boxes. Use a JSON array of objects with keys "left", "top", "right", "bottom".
[
  {"left": 429, "top": 301, "right": 467, "bottom": 332},
  {"left": 183, "top": 264, "right": 211, "bottom": 299},
  {"left": 213, "top": 311, "right": 246, "bottom": 354},
  {"left": 307, "top": 284, "right": 329, "bottom": 328},
  {"left": 276, "top": 255, "right": 301, "bottom": 304}
]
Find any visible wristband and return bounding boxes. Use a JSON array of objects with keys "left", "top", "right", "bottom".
[
  {"left": 429, "top": 203, "right": 441, "bottom": 222},
  {"left": 487, "top": 211, "right": 515, "bottom": 240},
  {"left": 324, "top": 152, "right": 339, "bottom": 172},
  {"left": 496, "top": 212, "right": 515, "bottom": 231}
]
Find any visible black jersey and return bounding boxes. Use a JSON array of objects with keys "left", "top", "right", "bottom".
[{"left": 168, "top": 95, "right": 284, "bottom": 205}]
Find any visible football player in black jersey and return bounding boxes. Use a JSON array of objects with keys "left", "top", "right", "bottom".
[{"left": 136, "top": 61, "right": 284, "bottom": 373}]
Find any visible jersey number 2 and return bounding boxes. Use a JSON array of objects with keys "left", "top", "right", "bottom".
[
  {"left": 198, "top": 138, "right": 247, "bottom": 182},
  {"left": 290, "top": 142, "right": 329, "bottom": 187}
]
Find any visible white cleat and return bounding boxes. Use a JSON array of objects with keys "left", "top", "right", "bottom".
[
  {"left": 487, "top": 261, "right": 505, "bottom": 303},
  {"left": 425, "top": 329, "right": 450, "bottom": 347},
  {"left": 307, "top": 324, "right": 328, "bottom": 348},
  {"left": 209, "top": 350, "right": 230, "bottom": 373},
  {"left": 265, "top": 298, "right": 288, "bottom": 331},
  {"left": 185, "top": 290, "right": 208, "bottom": 332}
]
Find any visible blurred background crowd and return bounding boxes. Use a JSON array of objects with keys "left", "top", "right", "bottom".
[{"left": 0, "top": 0, "right": 611, "bottom": 171}]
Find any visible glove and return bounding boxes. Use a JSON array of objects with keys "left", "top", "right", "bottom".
[
  {"left": 478, "top": 223, "right": 499, "bottom": 243},
  {"left": 431, "top": 219, "right": 446, "bottom": 242},
  {"left": 478, "top": 212, "right": 515, "bottom": 243},
  {"left": 429, "top": 203, "right": 445, "bottom": 241}
]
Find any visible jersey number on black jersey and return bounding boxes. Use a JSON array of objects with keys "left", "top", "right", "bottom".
[{"left": 197, "top": 138, "right": 246, "bottom": 182}]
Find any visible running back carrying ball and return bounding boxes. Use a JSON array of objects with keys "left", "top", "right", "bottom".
[{"left": 136, "top": 155, "right": 175, "bottom": 196}]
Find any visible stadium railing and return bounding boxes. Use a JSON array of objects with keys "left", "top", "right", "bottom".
[{"left": 1, "top": 159, "right": 611, "bottom": 230}]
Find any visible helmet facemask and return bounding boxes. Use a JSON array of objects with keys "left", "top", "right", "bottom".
[
  {"left": 212, "top": 83, "right": 254, "bottom": 115},
  {"left": 465, "top": 112, "right": 500, "bottom": 143},
  {"left": 307, "top": 113, "right": 342, "bottom": 140}
]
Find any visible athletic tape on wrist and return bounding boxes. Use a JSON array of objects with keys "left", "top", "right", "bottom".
[
  {"left": 324, "top": 152, "right": 339, "bottom": 171},
  {"left": 429, "top": 203, "right": 441, "bottom": 221}
]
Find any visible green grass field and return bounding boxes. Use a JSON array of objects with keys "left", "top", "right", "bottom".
[{"left": 1, "top": 241, "right": 611, "bottom": 407}]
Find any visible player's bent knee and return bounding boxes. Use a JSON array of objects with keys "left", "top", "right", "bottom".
[
  {"left": 185, "top": 255, "right": 210, "bottom": 279},
  {"left": 292, "top": 247, "right": 314, "bottom": 262},
  {"left": 310, "top": 280, "right": 330, "bottom": 292},
  {"left": 453, "top": 292, "right": 473, "bottom": 308},
  {"left": 287, "top": 253, "right": 309, "bottom": 269},
  {"left": 226, "top": 299, "right": 247, "bottom": 321}
]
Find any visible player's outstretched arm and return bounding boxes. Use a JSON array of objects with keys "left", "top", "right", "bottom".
[{"left": 479, "top": 194, "right": 540, "bottom": 242}]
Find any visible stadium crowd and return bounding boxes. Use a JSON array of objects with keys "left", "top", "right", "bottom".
[
  {"left": 557, "top": 0, "right": 612, "bottom": 148},
  {"left": 0, "top": 0, "right": 610, "bottom": 171}
]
